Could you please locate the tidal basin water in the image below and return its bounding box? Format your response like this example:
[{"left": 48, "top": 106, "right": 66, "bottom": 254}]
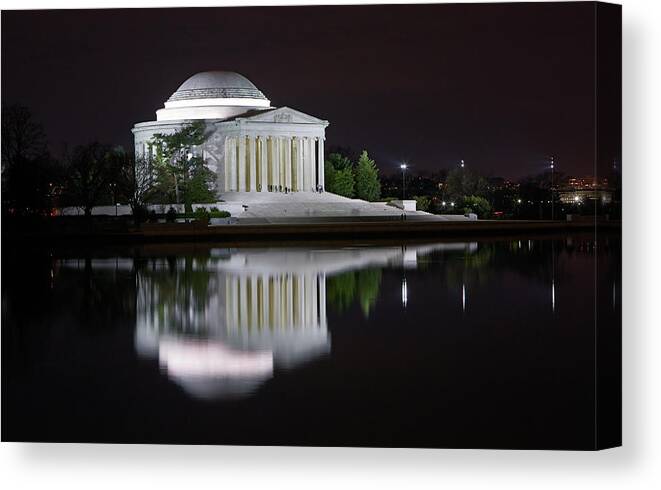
[{"left": 2, "top": 234, "right": 620, "bottom": 448}]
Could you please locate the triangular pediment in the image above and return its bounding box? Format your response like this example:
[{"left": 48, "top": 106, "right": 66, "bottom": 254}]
[{"left": 240, "top": 106, "right": 327, "bottom": 125}]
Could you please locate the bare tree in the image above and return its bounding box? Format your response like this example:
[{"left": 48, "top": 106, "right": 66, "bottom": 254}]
[
  {"left": 1, "top": 104, "right": 48, "bottom": 171},
  {"left": 62, "top": 143, "right": 116, "bottom": 217}
]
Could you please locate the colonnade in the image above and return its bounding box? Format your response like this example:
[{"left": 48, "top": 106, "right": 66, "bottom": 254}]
[
  {"left": 224, "top": 135, "right": 325, "bottom": 192},
  {"left": 225, "top": 273, "right": 327, "bottom": 331}
]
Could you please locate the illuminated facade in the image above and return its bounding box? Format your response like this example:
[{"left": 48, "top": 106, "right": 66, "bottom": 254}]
[{"left": 132, "top": 71, "right": 328, "bottom": 195}]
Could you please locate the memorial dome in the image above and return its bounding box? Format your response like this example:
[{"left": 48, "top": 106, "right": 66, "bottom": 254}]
[
  {"left": 156, "top": 70, "right": 271, "bottom": 121},
  {"left": 168, "top": 71, "right": 268, "bottom": 103}
]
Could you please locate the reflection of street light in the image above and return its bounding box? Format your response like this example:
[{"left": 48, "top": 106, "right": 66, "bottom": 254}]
[{"left": 400, "top": 163, "right": 408, "bottom": 200}]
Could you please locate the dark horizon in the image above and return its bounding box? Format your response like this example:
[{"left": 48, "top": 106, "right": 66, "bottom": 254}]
[{"left": 1, "top": 2, "right": 620, "bottom": 179}]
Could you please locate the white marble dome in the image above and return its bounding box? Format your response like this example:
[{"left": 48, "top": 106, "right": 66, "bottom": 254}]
[{"left": 156, "top": 70, "right": 271, "bottom": 121}]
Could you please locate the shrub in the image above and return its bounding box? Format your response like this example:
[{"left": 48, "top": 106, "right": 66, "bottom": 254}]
[
  {"left": 413, "top": 195, "right": 431, "bottom": 212},
  {"left": 194, "top": 207, "right": 210, "bottom": 221},
  {"left": 165, "top": 207, "right": 177, "bottom": 223},
  {"left": 462, "top": 195, "right": 492, "bottom": 219}
]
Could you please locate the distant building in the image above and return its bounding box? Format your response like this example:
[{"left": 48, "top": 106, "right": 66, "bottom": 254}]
[{"left": 558, "top": 176, "right": 613, "bottom": 204}]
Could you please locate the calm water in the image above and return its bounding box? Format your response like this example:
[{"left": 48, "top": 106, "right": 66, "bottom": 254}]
[{"left": 2, "top": 234, "right": 620, "bottom": 448}]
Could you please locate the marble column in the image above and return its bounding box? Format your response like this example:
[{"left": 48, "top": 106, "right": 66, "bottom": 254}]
[
  {"left": 308, "top": 137, "right": 316, "bottom": 189},
  {"left": 301, "top": 138, "right": 310, "bottom": 191},
  {"left": 296, "top": 138, "right": 304, "bottom": 192},
  {"left": 273, "top": 137, "right": 280, "bottom": 191},
  {"left": 260, "top": 137, "right": 268, "bottom": 192},
  {"left": 228, "top": 137, "right": 237, "bottom": 191},
  {"left": 317, "top": 137, "right": 325, "bottom": 190},
  {"left": 224, "top": 137, "right": 231, "bottom": 192},
  {"left": 249, "top": 136, "right": 257, "bottom": 192},
  {"left": 284, "top": 137, "right": 292, "bottom": 190},
  {"left": 238, "top": 136, "right": 247, "bottom": 191}
]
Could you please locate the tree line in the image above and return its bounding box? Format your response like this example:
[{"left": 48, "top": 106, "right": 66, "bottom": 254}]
[
  {"left": 2, "top": 105, "right": 216, "bottom": 219},
  {"left": 324, "top": 150, "right": 382, "bottom": 201}
]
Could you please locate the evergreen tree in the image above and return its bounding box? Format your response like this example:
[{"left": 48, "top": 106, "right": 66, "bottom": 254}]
[
  {"left": 333, "top": 167, "right": 355, "bottom": 198},
  {"left": 354, "top": 150, "right": 381, "bottom": 201},
  {"left": 325, "top": 152, "right": 355, "bottom": 197}
]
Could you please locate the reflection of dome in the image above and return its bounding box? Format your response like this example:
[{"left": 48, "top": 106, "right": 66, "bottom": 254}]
[
  {"left": 157, "top": 71, "right": 271, "bottom": 121},
  {"left": 168, "top": 71, "right": 268, "bottom": 103},
  {"left": 159, "top": 338, "right": 273, "bottom": 400}
]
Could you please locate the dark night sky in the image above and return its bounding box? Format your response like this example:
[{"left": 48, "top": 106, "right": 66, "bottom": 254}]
[{"left": 1, "top": 2, "right": 620, "bottom": 178}]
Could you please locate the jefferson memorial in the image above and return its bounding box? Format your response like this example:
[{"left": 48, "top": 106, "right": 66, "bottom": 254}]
[
  {"left": 129, "top": 71, "right": 461, "bottom": 221},
  {"left": 132, "top": 70, "right": 328, "bottom": 194}
]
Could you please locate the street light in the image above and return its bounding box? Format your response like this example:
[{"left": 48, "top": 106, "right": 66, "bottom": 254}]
[
  {"left": 400, "top": 163, "right": 408, "bottom": 200},
  {"left": 460, "top": 159, "right": 465, "bottom": 168},
  {"left": 550, "top": 156, "right": 555, "bottom": 220}
]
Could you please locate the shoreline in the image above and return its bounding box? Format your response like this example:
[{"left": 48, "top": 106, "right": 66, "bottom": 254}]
[{"left": 3, "top": 219, "right": 620, "bottom": 246}]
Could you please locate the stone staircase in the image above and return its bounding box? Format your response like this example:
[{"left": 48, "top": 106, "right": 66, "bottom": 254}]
[{"left": 215, "top": 192, "right": 470, "bottom": 223}]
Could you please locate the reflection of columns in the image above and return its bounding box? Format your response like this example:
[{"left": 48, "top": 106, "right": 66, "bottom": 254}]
[
  {"left": 286, "top": 274, "right": 294, "bottom": 327},
  {"left": 239, "top": 276, "right": 248, "bottom": 329},
  {"left": 249, "top": 136, "right": 257, "bottom": 192},
  {"left": 222, "top": 271, "right": 329, "bottom": 330},
  {"left": 238, "top": 136, "right": 247, "bottom": 191},
  {"left": 231, "top": 276, "right": 239, "bottom": 328},
  {"left": 319, "top": 273, "right": 327, "bottom": 328},
  {"left": 260, "top": 275, "right": 268, "bottom": 327},
  {"left": 260, "top": 137, "right": 268, "bottom": 192},
  {"left": 317, "top": 137, "right": 325, "bottom": 190},
  {"left": 250, "top": 277, "right": 258, "bottom": 330},
  {"left": 312, "top": 273, "right": 319, "bottom": 326},
  {"left": 273, "top": 275, "right": 281, "bottom": 328}
]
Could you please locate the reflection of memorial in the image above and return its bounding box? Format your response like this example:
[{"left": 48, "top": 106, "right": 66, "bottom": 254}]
[
  {"left": 134, "top": 259, "right": 330, "bottom": 400},
  {"left": 61, "top": 243, "right": 478, "bottom": 400}
]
